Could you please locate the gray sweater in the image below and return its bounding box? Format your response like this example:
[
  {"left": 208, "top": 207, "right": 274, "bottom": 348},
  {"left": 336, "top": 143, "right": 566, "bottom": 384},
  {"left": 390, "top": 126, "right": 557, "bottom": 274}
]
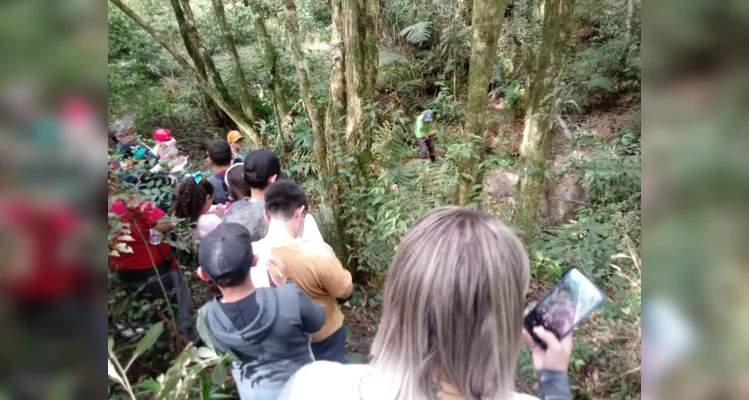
[
  {"left": 223, "top": 199, "right": 269, "bottom": 241},
  {"left": 198, "top": 283, "right": 325, "bottom": 400}
]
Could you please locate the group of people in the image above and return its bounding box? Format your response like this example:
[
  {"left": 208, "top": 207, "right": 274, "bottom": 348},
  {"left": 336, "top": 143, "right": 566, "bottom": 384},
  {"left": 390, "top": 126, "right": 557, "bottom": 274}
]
[{"left": 108, "top": 120, "right": 576, "bottom": 400}]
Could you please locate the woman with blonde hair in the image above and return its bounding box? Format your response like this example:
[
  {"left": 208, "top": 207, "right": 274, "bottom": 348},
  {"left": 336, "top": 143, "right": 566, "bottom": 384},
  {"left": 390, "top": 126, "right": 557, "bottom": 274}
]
[{"left": 279, "top": 206, "right": 573, "bottom": 400}]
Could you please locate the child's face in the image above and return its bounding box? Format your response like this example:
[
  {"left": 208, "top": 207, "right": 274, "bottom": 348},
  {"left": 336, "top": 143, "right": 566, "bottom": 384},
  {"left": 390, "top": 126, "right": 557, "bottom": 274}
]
[{"left": 230, "top": 140, "right": 243, "bottom": 153}]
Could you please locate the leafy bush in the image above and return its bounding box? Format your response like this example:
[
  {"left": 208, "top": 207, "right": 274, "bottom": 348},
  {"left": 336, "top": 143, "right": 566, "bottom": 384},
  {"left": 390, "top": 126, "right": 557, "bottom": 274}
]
[
  {"left": 568, "top": 0, "right": 641, "bottom": 106},
  {"left": 531, "top": 138, "right": 641, "bottom": 287}
]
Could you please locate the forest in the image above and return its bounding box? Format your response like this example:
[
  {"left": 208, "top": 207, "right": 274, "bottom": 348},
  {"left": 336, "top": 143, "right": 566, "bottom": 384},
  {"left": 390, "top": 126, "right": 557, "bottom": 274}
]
[{"left": 107, "top": 0, "right": 641, "bottom": 398}]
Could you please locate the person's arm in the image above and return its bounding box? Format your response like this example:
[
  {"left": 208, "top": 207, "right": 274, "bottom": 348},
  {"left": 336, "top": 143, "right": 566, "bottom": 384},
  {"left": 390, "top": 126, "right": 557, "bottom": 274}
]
[
  {"left": 523, "top": 327, "right": 574, "bottom": 400},
  {"left": 537, "top": 370, "right": 572, "bottom": 400},
  {"left": 138, "top": 201, "right": 172, "bottom": 232},
  {"left": 318, "top": 255, "right": 353, "bottom": 300},
  {"left": 298, "top": 288, "right": 325, "bottom": 334},
  {"left": 195, "top": 214, "right": 222, "bottom": 238}
]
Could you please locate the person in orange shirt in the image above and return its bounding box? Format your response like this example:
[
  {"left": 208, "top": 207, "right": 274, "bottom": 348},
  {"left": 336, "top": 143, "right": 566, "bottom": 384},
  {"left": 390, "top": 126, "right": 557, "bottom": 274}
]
[{"left": 260, "top": 180, "right": 353, "bottom": 362}]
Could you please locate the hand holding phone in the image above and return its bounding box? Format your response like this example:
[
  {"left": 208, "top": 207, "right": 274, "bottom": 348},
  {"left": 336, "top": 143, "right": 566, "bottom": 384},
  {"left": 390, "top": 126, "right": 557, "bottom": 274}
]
[
  {"left": 524, "top": 268, "right": 605, "bottom": 350},
  {"left": 522, "top": 326, "right": 574, "bottom": 371}
]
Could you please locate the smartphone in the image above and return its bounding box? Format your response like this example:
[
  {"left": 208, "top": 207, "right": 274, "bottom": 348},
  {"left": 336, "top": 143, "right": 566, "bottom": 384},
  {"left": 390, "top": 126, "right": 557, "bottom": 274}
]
[{"left": 524, "top": 268, "right": 606, "bottom": 350}]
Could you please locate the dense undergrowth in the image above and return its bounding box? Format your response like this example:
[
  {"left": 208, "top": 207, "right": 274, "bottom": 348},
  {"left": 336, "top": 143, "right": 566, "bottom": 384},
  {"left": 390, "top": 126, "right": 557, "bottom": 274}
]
[{"left": 108, "top": 0, "right": 641, "bottom": 398}]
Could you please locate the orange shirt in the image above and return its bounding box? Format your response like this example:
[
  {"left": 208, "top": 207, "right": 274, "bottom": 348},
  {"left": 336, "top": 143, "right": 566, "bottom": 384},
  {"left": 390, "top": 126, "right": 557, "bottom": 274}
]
[{"left": 271, "top": 243, "right": 353, "bottom": 342}]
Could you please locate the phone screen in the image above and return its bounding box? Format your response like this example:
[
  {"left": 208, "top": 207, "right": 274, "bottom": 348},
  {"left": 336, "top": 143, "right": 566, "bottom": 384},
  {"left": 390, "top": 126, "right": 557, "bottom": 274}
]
[{"left": 524, "top": 268, "right": 606, "bottom": 349}]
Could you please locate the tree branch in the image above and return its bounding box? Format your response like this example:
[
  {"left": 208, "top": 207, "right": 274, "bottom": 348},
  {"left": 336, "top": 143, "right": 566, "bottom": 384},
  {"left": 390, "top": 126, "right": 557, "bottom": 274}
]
[{"left": 109, "top": 0, "right": 261, "bottom": 145}]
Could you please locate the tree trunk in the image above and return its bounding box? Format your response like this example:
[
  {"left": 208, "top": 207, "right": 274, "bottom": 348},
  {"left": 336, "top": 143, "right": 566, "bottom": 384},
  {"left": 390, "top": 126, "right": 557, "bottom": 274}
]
[
  {"left": 515, "top": 0, "right": 576, "bottom": 246},
  {"left": 342, "top": 0, "right": 378, "bottom": 164},
  {"left": 180, "top": 0, "right": 234, "bottom": 119},
  {"left": 210, "top": 0, "right": 258, "bottom": 123},
  {"left": 246, "top": 0, "right": 291, "bottom": 155},
  {"left": 624, "top": 0, "right": 634, "bottom": 46},
  {"left": 169, "top": 0, "right": 224, "bottom": 124},
  {"left": 456, "top": 0, "right": 508, "bottom": 205},
  {"left": 281, "top": 0, "right": 326, "bottom": 173},
  {"left": 318, "top": 0, "right": 348, "bottom": 263},
  {"left": 110, "top": 0, "right": 261, "bottom": 145}
]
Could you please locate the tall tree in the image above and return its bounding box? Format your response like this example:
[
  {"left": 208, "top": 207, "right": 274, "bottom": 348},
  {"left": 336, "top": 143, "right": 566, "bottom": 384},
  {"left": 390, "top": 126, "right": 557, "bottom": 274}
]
[
  {"left": 515, "top": 0, "right": 576, "bottom": 245},
  {"left": 342, "top": 0, "right": 379, "bottom": 170},
  {"left": 281, "top": 0, "right": 326, "bottom": 173},
  {"left": 321, "top": 0, "right": 347, "bottom": 259},
  {"left": 168, "top": 0, "right": 223, "bottom": 123},
  {"left": 245, "top": 0, "right": 291, "bottom": 153},
  {"left": 210, "top": 0, "right": 257, "bottom": 123},
  {"left": 337, "top": 0, "right": 380, "bottom": 275},
  {"left": 110, "top": 0, "right": 261, "bottom": 145},
  {"left": 457, "top": 0, "right": 508, "bottom": 205},
  {"left": 180, "top": 0, "right": 233, "bottom": 115}
]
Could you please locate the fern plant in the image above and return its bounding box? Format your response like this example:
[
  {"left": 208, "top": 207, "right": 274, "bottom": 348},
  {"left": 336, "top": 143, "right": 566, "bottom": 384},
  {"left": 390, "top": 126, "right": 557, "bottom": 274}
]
[{"left": 399, "top": 21, "right": 431, "bottom": 45}]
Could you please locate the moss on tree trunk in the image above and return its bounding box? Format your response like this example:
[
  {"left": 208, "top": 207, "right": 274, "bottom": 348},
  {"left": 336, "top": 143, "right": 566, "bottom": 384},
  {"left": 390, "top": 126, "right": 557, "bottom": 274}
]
[
  {"left": 457, "top": 0, "right": 508, "bottom": 205},
  {"left": 515, "top": 0, "right": 575, "bottom": 246},
  {"left": 169, "top": 0, "right": 222, "bottom": 123},
  {"left": 210, "top": 0, "right": 258, "bottom": 124},
  {"left": 323, "top": 0, "right": 348, "bottom": 260},
  {"left": 282, "top": 0, "right": 326, "bottom": 172},
  {"left": 247, "top": 0, "right": 291, "bottom": 155},
  {"left": 180, "top": 0, "right": 234, "bottom": 124}
]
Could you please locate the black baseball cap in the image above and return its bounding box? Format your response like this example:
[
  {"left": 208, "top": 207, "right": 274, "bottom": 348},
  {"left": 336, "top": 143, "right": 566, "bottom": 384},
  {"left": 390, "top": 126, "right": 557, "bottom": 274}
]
[
  {"left": 198, "top": 223, "right": 254, "bottom": 281},
  {"left": 244, "top": 149, "right": 282, "bottom": 188}
]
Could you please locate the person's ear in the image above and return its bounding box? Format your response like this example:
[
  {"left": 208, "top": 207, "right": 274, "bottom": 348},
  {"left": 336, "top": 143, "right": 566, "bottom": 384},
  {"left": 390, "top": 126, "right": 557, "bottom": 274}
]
[
  {"left": 197, "top": 266, "right": 211, "bottom": 282},
  {"left": 207, "top": 156, "right": 214, "bottom": 166},
  {"left": 252, "top": 254, "right": 259, "bottom": 267},
  {"left": 268, "top": 174, "right": 277, "bottom": 185},
  {"left": 295, "top": 205, "right": 306, "bottom": 220},
  {"left": 263, "top": 209, "right": 270, "bottom": 222}
]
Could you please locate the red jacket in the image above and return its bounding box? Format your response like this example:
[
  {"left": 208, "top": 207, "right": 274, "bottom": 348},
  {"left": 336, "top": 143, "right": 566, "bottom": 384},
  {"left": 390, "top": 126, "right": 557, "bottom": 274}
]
[
  {"left": 0, "top": 200, "right": 86, "bottom": 302},
  {"left": 108, "top": 198, "right": 177, "bottom": 272}
]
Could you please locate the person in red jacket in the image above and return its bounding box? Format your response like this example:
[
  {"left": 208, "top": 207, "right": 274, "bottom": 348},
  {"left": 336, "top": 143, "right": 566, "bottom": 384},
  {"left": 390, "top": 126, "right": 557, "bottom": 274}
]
[
  {"left": 0, "top": 199, "right": 86, "bottom": 302},
  {"left": 108, "top": 179, "right": 195, "bottom": 340}
]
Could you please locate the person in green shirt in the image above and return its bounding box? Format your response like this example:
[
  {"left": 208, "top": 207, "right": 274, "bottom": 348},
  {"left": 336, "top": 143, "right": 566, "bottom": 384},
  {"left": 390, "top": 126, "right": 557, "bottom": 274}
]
[{"left": 414, "top": 110, "right": 437, "bottom": 163}]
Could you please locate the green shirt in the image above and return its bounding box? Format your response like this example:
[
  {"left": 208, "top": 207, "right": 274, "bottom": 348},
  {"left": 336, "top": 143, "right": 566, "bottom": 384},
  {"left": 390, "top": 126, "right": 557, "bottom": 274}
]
[{"left": 413, "top": 116, "right": 435, "bottom": 139}]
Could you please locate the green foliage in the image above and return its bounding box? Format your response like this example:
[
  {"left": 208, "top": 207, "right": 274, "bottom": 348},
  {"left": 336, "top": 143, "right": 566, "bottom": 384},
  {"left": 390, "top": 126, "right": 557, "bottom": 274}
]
[
  {"left": 108, "top": 3, "right": 178, "bottom": 79},
  {"left": 421, "top": 89, "right": 464, "bottom": 122},
  {"left": 399, "top": 21, "right": 431, "bottom": 45},
  {"left": 377, "top": 58, "right": 426, "bottom": 95},
  {"left": 190, "top": 0, "right": 258, "bottom": 51},
  {"left": 531, "top": 136, "right": 641, "bottom": 287},
  {"left": 567, "top": 0, "right": 641, "bottom": 106},
  {"left": 379, "top": 51, "right": 408, "bottom": 67},
  {"left": 296, "top": 0, "right": 332, "bottom": 40}
]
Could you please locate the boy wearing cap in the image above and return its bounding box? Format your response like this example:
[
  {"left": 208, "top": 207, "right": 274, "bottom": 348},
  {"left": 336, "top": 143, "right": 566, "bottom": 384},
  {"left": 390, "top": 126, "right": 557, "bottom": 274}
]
[
  {"left": 226, "top": 130, "right": 245, "bottom": 161},
  {"left": 414, "top": 110, "right": 438, "bottom": 163},
  {"left": 223, "top": 149, "right": 280, "bottom": 240},
  {"left": 196, "top": 222, "right": 325, "bottom": 400},
  {"left": 256, "top": 179, "right": 353, "bottom": 362}
]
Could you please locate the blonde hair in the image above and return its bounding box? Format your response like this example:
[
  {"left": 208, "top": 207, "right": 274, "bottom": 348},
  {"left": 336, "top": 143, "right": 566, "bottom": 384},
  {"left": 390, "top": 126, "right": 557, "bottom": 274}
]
[{"left": 370, "top": 206, "right": 530, "bottom": 400}]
